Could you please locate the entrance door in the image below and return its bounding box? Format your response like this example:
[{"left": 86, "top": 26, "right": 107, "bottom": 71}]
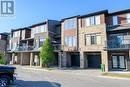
[{"left": 112, "top": 55, "right": 126, "bottom": 69}]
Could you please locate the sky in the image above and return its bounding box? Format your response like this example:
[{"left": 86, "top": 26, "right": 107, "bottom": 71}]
[{"left": 0, "top": 0, "right": 130, "bottom": 33}]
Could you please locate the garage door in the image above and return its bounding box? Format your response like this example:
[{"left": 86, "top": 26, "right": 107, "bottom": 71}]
[
  {"left": 87, "top": 55, "right": 101, "bottom": 68},
  {"left": 71, "top": 54, "right": 80, "bottom": 67}
]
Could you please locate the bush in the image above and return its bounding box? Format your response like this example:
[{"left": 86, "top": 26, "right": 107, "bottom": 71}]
[{"left": 0, "top": 52, "right": 6, "bottom": 65}]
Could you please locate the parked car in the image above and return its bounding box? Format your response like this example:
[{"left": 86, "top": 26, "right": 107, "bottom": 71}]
[{"left": 0, "top": 65, "right": 16, "bottom": 87}]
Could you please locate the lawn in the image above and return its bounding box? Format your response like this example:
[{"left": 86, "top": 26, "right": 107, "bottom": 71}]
[{"left": 102, "top": 73, "right": 130, "bottom": 78}]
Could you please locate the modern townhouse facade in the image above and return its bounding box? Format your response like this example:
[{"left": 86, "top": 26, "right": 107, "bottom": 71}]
[
  {"left": 60, "top": 16, "right": 80, "bottom": 68},
  {"left": 8, "top": 20, "right": 61, "bottom": 67},
  {"left": 78, "top": 10, "right": 108, "bottom": 71},
  {"left": 5, "top": 9, "right": 130, "bottom": 72},
  {"left": 105, "top": 9, "right": 130, "bottom": 71},
  {"left": 61, "top": 9, "right": 130, "bottom": 72}
]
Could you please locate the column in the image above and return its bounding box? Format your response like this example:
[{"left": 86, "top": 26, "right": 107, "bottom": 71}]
[
  {"left": 101, "top": 51, "right": 108, "bottom": 72},
  {"left": 20, "top": 53, "right": 23, "bottom": 65},
  {"left": 58, "top": 52, "right": 62, "bottom": 68},
  {"left": 62, "top": 52, "right": 67, "bottom": 67},
  {"left": 11, "top": 53, "right": 15, "bottom": 64},
  {"left": 30, "top": 53, "right": 33, "bottom": 67},
  {"left": 80, "top": 51, "right": 86, "bottom": 69},
  {"left": 127, "top": 51, "right": 130, "bottom": 70}
]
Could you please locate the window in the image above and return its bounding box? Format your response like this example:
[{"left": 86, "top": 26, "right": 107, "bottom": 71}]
[
  {"left": 97, "top": 35, "right": 101, "bottom": 44},
  {"left": 85, "top": 15, "right": 100, "bottom": 26},
  {"left": 31, "top": 28, "right": 36, "bottom": 38},
  {"left": 85, "top": 34, "right": 101, "bottom": 45},
  {"left": 95, "top": 15, "right": 100, "bottom": 25},
  {"left": 112, "top": 16, "right": 118, "bottom": 25},
  {"left": 86, "top": 18, "right": 90, "bottom": 26},
  {"left": 56, "top": 26, "right": 61, "bottom": 34},
  {"left": 85, "top": 35, "right": 91, "bottom": 45},
  {"left": 90, "top": 16, "right": 95, "bottom": 26},
  {"left": 91, "top": 35, "right": 96, "bottom": 45},
  {"left": 35, "top": 39, "right": 39, "bottom": 49},
  {"left": 39, "top": 37, "right": 45, "bottom": 47},
  {"left": 40, "top": 25, "right": 47, "bottom": 32},
  {"left": 64, "top": 36, "right": 76, "bottom": 47},
  {"left": 22, "top": 30, "right": 25, "bottom": 40},
  {"left": 12, "top": 43, "right": 17, "bottom": 51},
  {"left": 64, "top": 18, "right": 76, "bottom": 29},
  {"left": 127, "top": 13, "right": 130, "bottom": 23},
  {"left": 13, "top": 31, "right": 20, "bottom": 37}
]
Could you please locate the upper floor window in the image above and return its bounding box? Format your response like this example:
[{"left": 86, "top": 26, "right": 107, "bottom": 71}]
[
  {"left": 64, "top": 36, "right": 76, "bottom": 47},
  {"left": 64, "top": 18, "right": 76, "bottom": 30},
  {"left": 13, "top": 31, "right": 20, "bottom": 38},
  {"left": 112, "top": 16, "right": 118, "bottom": 25},
  {"left": 40, "top": 25, "right": 47, "bottom": 32},
  {"left": 85, "top": 34, "right": 101, "bottom": 45},
  {"left": 127, "top": 13, "right": 130, "bottom": 23},
  {"left": 21, "top": 30, "right": 25, "bottom": 40},
  {"left": 85, "top": 15, "right": 100, "bottom": 27},
  {"left": 55, "top": 26, "right": 61, "bottom": 34},
  {"left": 39, "top": 37, "right": 46, "bottom": 47}
]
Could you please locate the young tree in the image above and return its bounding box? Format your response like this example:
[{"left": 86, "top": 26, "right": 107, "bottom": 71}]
[
  {"left": 0, "top": 52, "right": 6, "bottom": 65},
  {"left": 40, "top": 37, "right": 55, "bottom": 67}
]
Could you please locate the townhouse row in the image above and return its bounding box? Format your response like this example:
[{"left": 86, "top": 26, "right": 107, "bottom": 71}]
[{"left": 3, "top": 9, "right": 130, "bottom": 72}]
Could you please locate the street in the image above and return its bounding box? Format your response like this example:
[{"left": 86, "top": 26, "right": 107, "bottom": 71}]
[{"left": 10, "top": 66, "right": 130, "bottom": 87}]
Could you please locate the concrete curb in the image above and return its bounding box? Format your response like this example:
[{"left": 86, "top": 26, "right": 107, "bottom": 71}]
[{"left": 99, "top": 76, "right": 130, "bottom": 80}]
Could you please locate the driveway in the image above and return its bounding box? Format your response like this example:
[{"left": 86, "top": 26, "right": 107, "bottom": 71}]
[{"left": 10, "top": 66, "right": 130, "bottom": 87}]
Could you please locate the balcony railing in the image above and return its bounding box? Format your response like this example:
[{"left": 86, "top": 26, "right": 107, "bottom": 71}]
[
  {"left": 53, "top": 44, "right": 61, "bottom": 51},
  {"left": 104, "top": 40, "right": 130, "bottom": 50},
  {"left": 12, "top": 46, "right": 34, "bottom": 51}
]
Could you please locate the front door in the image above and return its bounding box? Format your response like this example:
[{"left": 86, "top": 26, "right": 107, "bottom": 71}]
[{"left": 112, "top": 55, "right": 126, "bottom": 69}]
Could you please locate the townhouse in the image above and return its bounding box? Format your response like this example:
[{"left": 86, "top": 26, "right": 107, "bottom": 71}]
[
  {"left": 8, "top": 20, "right": 61, "bottom": 67},
  {"left": 4, "top": 9, "right": 130, "bottom": 72},
  {"left": 61, "top": 9, "right": 130, "bottom": 71},
  {"left": 105, "top": 9, "right": 130, "bottom": 71}
]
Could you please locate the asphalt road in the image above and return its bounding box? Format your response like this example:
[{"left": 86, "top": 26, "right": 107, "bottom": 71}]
[{"left": 10, "top": 66, "right": 130, "bottom": 87}]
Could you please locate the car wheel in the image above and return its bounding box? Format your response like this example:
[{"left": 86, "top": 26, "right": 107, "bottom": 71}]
[{"left": 0, "top": 78, "right": 8, "bottom": 87}]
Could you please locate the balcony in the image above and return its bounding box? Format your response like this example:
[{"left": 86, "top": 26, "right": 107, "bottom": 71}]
[
  {"left": 107, "top": 23, "right": 130, "bottom": 31},
  {"left": 11, "top": 46, "right": 34, "bottom": 52},
  {"left": 53, "top": 44, "right": 61, "bottom": 51},
  {"left": 104, "top": 40, "right": 130, "bottom": 50}
]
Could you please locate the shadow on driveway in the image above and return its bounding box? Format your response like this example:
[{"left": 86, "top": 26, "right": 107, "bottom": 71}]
[{"left": 9, "top": 79, "right": 61, "bottom": 87}]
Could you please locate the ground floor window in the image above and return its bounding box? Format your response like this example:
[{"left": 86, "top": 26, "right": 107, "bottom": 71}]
[{"left": 112, "top": 55, "right": 126, "bottom": 69}]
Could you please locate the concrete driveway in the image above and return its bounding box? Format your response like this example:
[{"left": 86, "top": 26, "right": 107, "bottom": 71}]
[{"left": 10, "top": 66, "right": 130, "bottom": 87}]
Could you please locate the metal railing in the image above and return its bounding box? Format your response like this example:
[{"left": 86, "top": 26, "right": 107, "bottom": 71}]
[
  {"left": 105, "top": 40, "right": 130, "bottom": 50},
  {"left": 12, "top": 46, "right": 34, "bottom": 51}
]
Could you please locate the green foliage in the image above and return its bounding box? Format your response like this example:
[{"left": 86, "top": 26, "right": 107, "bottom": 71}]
[
  {"left": 0, "top": 52, "right": 6, "bottom": 65},
  {"left": 40, "top": 37, "right": 55, "bottom": 67}
]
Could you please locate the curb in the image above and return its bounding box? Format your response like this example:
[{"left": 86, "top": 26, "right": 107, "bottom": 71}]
[{"left": 99, "top": 76, "right": 130, "bottom": 80}]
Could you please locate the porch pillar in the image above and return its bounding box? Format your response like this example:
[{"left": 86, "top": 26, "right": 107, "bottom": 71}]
[
  {"left": 58, "top": 52, "right": 62, "bottom": 68},
  {"left": 20, "top": 53, "right": 23, "bottom": 65},
  {"left": 62, "top": 52, "right": 67, "bottom": 67},
  {"left": 11, "top": 53, "right": 15, "bottom": 64},
  {"left": 30, "top": 53, "right": 33, "bottom": 67},
  {"left": 127, "top": 51, "right": 130, "bottom": 70},
  {"left": 80, "top": 51, "right": 86, "bottom": 69},
  {"left": 101, "top": 51, "right": 108, "bottom": 72}
]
